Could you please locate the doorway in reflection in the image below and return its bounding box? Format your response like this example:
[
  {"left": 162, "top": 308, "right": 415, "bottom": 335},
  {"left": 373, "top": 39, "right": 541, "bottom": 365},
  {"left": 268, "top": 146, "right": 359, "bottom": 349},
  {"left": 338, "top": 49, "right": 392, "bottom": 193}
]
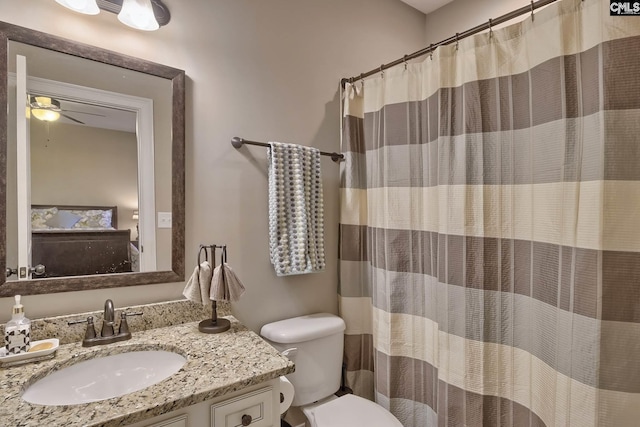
[{"left": 29, "top": 100, "right": 140, "bottom": 277}]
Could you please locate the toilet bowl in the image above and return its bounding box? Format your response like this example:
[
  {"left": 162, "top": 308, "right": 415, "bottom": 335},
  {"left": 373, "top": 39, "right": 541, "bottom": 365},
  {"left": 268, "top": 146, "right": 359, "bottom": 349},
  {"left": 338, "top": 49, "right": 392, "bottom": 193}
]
[{"left": 261, "top": 313, "right": 402, "bottom": 427}]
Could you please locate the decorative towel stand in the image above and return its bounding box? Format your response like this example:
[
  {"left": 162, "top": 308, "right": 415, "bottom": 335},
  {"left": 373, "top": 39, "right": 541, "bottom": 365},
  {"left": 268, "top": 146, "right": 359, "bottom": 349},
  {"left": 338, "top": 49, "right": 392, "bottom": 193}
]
[
  {"left": 231, "top": 136, "right": 344, "bottom": 163},
  {"left": 197, "top": 244, "right": 231, "bottom": 334}
]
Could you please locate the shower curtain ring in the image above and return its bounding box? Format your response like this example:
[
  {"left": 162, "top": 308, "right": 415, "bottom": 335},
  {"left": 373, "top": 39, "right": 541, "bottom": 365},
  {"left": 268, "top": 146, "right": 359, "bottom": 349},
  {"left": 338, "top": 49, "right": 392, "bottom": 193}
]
[
  {"left": 455, "top": 33, "right": 459, "bottom": 50},
  {"left": 403, "top": 54, "right": 408, "bottom": 70},
  {"left": 380, "top": 64, "right": 384, "bottom": 78},
  {"left": 488, "top": 18, "right": 493, "bottom": 38},
  {"left": 429, "top": 44, "right": 434, "bottom": 60}
]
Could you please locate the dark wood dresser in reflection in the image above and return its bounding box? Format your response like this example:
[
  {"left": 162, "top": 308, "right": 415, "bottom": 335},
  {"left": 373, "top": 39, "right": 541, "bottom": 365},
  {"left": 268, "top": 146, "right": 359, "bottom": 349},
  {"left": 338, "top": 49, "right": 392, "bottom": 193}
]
[
  {"left": 30, "top": 204, "right": 132, "bottom": 278},
  {"left": 32, "top": 229, "right": 132, "bottom": 277}
]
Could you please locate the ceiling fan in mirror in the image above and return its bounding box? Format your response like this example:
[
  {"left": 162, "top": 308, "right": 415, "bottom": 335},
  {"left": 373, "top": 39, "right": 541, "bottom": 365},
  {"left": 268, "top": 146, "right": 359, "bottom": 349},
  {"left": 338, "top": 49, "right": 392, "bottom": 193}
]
[{"left": 29, "top": 96, "right": 105, "bottom": 125}]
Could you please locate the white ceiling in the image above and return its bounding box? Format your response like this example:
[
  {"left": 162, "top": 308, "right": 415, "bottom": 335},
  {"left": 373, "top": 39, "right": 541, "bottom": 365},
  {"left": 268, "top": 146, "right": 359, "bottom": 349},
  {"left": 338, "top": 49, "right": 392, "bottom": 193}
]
[{"left": 399, "top": 0, "right": 454, "bottom": 14}]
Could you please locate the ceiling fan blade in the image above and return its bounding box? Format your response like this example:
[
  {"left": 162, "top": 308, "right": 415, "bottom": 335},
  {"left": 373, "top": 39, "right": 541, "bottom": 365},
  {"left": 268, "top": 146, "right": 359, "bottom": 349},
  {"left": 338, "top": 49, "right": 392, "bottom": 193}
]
[
  {"left": 61, "top": 113, "right": 85, "bottom": 124},
  {"left": 61, "top": 109, "right": 107, "bottom": 117}
]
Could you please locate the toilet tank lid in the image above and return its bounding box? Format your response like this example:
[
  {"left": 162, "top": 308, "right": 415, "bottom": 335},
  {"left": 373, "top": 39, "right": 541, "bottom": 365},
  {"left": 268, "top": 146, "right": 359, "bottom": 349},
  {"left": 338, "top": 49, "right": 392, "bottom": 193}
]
[{"left": 260, "top": 313, "right": 346, "bottom": 344}]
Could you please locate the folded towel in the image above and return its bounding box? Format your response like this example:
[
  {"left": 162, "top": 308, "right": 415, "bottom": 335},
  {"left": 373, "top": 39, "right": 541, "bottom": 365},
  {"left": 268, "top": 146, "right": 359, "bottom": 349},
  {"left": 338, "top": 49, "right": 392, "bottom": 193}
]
[
  {"left": 182, "top": 261, "right": 213, "bottom": 306},
  {"left": 211, "top": 263, "right": 246, "bottom": 302},
  {"left": 268, "top": 141, "right": 326, "bottom": 276}
]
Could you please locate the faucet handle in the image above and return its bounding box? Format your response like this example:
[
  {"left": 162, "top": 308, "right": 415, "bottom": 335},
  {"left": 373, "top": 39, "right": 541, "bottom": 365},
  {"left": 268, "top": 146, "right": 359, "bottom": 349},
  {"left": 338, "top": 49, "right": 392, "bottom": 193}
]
[
  {"left": 85, "top": 316, "right": 96, "bottom": 340},
  {"left": 67, "top": 316, "right": 96, "bottom": 340},
  {"left": 118, "top": 311, "right": 143, "bottom": 336},
  {"left": 118, "top": 312, "right": 130, "bottom": 336},
  {"left": 124, "top": 311, "right": 143, "bottom": 317}
]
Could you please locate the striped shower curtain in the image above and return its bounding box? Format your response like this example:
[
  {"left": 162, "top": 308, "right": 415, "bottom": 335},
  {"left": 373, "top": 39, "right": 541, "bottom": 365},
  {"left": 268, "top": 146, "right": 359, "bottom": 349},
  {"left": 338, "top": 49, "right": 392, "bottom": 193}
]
[{"left": 339, "top": 0, "right": 640, "bottom": 426}]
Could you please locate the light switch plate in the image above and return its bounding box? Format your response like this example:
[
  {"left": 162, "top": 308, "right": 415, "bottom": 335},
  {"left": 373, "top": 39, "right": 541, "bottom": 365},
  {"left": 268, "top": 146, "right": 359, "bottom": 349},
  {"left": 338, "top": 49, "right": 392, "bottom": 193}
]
[{"left": 157, "top": 212, "right": 172, "bottom": 228}]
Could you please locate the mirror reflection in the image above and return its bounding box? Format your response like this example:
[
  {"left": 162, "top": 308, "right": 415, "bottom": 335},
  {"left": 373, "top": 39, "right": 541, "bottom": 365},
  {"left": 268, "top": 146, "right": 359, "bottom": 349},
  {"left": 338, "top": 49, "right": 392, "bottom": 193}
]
[
  {"left": 0, "top": 22, "right": 185, "bottom": 296},
  {"left": 28, "top": 99, "right": 140, "bottom": 278}
]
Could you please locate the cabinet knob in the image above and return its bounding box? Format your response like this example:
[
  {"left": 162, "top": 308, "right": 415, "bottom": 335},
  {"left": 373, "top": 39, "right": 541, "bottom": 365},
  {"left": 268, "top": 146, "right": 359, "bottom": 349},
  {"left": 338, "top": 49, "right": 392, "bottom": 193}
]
[
  {"left": 30, "top": 264, "right": 46, "bottom": 276},
  {"left": 241, "top": 414, "right": 252, "bottom": 426}
]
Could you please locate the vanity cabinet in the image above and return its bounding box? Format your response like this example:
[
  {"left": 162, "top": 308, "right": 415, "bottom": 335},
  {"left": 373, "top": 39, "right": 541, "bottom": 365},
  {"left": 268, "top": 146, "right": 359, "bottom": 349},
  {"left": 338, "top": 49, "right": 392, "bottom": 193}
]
[{"left": 129, "top": 380, "right": 280, "bottom": 427}]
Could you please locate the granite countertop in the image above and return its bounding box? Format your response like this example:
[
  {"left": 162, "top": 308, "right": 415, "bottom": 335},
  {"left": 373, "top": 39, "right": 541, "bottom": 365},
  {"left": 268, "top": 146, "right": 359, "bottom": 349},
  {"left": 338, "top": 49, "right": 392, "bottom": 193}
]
[{"left": 0, "top": 314, "right": 294, "bottom": 427}]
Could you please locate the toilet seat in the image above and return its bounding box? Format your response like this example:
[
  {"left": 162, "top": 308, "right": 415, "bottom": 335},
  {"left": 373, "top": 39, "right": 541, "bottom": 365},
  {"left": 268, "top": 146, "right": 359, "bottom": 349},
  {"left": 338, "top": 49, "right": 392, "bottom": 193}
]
[{"left": 301, "top": 394, "right": 403, "bottom": 427}]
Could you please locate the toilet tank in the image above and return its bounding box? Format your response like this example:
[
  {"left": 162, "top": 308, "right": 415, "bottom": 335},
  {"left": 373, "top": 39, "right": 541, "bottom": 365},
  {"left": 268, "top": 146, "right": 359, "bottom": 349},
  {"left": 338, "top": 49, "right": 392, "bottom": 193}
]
[{"left": 260, "top": 313, "right": 345, "bottom": 407}]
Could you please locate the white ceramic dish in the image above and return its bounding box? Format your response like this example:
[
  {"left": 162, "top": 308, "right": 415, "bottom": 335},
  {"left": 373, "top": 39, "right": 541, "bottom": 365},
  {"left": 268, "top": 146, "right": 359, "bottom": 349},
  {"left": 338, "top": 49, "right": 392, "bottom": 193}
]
[{"left": 0, "top": 338, "right": 59, "bottom": 366}]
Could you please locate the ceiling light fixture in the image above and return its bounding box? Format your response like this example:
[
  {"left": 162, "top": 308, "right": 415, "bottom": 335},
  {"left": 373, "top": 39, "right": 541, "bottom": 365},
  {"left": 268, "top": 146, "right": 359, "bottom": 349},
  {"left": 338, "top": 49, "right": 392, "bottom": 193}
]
[
  {"left": 55, "top": 0, "right": 100, "bottom": 15},
  {"left": 118, "top": 0, "right": 159, "bottom": 31},
  {"left": 54, "top": 0, "right": 170, "bottom": 31},
  {"left": 30, "top": 97, "right": 62, "bottom": 122},
  {"left": 32, "top": 109, "right": 61, "bottom": 122}
]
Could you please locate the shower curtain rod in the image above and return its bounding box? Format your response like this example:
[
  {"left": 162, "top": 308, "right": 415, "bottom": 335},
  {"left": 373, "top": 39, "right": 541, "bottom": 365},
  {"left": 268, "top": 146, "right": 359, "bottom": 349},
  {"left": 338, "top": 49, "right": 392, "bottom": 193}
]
[
  {"left": 231, "top": 137, "right": 345, "bottom": 162},
  {"left": 341, "top": 0, "right": 560, "bottom": 87}
]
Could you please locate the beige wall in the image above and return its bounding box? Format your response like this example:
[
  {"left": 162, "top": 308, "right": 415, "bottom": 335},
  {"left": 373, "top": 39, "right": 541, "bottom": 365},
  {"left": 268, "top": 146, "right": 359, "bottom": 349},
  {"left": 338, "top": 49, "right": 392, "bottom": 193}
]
[
  {"left": 425, "top": 0, "right": 533, "bottom": 43},
  {"left": 0, "top": 0, "right": 426, "bottom": 331}
]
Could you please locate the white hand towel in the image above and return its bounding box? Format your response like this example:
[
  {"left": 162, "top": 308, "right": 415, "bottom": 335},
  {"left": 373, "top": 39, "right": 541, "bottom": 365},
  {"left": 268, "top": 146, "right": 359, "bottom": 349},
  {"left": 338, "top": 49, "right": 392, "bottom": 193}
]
[
  {"left": 182, "top": 261, "right": 213, "bottom": 306},
  {"left": 268, "top": 141, "right": 326, "bottom": 276},
  {"left": 210, "top": 263, "right": 246, "bottom": 302}
]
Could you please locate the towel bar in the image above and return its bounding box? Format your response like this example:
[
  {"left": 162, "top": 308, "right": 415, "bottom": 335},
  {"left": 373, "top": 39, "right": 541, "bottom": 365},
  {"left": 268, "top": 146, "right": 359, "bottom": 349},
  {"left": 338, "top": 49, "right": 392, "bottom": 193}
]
[{"left": 231, "top": 137, "right": 344, "bottom": 162}]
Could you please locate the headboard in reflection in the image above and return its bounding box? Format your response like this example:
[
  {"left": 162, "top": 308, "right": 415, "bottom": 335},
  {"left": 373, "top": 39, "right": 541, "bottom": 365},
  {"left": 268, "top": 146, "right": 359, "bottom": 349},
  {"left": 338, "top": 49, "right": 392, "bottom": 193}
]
[{"left": 0, "top": 21, "right": 185, "bottom": 296}]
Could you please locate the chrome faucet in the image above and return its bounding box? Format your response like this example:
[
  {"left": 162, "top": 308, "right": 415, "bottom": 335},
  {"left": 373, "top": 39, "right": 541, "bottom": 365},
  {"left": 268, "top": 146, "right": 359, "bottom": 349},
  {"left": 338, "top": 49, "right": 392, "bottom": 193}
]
[{"left": 68, "top": 299, "right": 143, "bottom": 347}]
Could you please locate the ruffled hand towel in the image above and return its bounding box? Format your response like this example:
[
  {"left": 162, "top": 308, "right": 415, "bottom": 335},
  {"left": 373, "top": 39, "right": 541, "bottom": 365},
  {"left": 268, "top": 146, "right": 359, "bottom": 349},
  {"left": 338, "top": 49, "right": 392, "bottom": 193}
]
[
  {"left": 268, "top": 141, "right": 325, "bottom": 276},
  {"left": 210, "top": 263, "right": 246, "bottom": 302},
  {"left": 182, "top": 261, "right": 213, "bottom": 305}
]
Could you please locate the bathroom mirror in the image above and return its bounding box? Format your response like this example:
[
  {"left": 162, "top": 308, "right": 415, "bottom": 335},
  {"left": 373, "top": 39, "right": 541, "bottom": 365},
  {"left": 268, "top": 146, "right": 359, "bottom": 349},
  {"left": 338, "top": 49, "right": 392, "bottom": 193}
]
[{"left": 0, "top": 21, "right": 185, "bottom": 296}]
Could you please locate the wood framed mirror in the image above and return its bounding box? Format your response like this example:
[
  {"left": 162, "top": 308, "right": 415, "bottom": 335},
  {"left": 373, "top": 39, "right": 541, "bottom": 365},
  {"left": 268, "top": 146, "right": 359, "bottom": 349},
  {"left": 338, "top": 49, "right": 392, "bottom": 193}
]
[{"left": 0, "top": 21, "right": 185, "bottom": 296}]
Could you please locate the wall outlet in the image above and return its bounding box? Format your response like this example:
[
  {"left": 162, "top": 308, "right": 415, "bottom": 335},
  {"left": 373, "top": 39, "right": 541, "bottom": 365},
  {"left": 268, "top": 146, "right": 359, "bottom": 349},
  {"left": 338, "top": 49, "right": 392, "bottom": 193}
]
[{"left": 157, "top": 212, "right": 172, "bottom": 228}]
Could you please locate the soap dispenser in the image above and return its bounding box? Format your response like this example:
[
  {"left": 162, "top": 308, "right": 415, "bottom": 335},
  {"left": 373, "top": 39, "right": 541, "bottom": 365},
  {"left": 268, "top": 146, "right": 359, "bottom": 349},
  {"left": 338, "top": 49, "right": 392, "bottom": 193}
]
[{"left": 4, "top": 295, "right": 31, "bottom": 354}]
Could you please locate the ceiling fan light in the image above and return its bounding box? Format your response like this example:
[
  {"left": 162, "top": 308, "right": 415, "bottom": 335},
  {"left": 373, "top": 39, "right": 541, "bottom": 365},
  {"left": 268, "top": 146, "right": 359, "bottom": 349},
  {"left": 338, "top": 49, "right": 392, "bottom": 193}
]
[
  {"left": 32, "top": 96, "right": 61, "bottom": 109},
  {"left": 55, "top": 0, "right": 100, "bottom": 15},
  {"left": 118, "top": 0, "right": 160, "bottom": 31},
  {"left": 32, "top": 109, "right": 61, "bottom": 122}
]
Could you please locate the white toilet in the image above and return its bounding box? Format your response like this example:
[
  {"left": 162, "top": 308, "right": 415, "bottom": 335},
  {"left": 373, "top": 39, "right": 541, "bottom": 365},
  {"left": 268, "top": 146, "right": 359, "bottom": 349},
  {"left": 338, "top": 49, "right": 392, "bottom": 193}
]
[{"left": 260, "top": 313, "right": 403, "bottom": 427}]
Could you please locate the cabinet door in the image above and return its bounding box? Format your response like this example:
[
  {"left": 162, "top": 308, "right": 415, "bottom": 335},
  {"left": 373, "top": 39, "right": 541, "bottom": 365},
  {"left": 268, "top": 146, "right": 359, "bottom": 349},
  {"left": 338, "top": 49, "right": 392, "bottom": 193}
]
[
  {"left": 211, "top": 387, "right": 274, "bottom": 427},
  {"left": 146, "top": 414, "right": 188, "bottom": 427}
]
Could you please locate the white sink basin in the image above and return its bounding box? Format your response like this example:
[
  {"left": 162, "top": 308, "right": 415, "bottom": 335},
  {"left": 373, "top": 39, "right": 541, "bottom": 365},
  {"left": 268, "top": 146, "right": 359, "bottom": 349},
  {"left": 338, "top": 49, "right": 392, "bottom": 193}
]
[{"left": 22, "top": 350, "right": 187, "bottom": 406}]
